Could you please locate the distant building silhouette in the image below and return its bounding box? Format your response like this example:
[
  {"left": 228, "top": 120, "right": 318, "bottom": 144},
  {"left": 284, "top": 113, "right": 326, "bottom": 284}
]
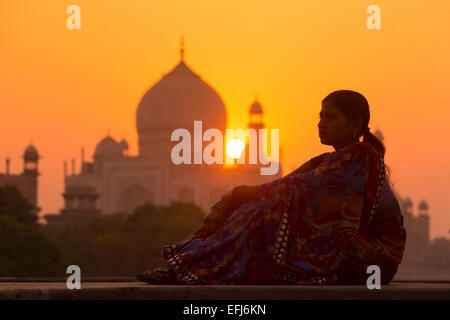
[
  {"left": 373, "top": 129, "right": 435, "bottom": 275},
  {"left": 45, "top": 41, "right": 281, "bottom": 223},
  {"left": 0, "top": 144, "right": 41, "bottom": 215},
  {"left": 395, "top": 196, "right": 431, "bottom": 273}
]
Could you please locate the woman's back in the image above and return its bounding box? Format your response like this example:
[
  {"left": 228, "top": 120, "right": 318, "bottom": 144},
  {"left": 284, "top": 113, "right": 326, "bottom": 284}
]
[
  {"left": 291, "top": 147, "right": 407, "bottom": 284},
  {"left": 335, "top": 181, "right": 407, "bottom": 284}
]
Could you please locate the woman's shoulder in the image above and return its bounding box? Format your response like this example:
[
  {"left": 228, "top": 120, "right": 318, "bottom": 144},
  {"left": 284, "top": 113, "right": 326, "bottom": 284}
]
[
  {"left": 343, "top": 141, "right": 379, "bottom": 158},
  {"left": 309, "top": 152, "right": 330, "bottom": 167},
  {"left": 323, "top": 142, "right": 379, "bottom": 167}
]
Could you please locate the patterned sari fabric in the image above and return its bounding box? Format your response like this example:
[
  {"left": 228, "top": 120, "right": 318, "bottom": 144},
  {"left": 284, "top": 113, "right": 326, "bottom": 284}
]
[
  {"left": 162, "top": 141, "right": 406, "bottom": 285},
  {"left": 334, "top": 183, "right": 406, "bottom": 285}
]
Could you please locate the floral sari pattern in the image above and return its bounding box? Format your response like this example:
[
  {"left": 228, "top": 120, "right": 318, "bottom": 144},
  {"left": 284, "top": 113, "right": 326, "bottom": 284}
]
[{"left": 162, "top": 141, "right": 405, "bottom": 285}]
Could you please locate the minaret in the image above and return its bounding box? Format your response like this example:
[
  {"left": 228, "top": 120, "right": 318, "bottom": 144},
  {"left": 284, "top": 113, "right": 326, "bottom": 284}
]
[
  {"left": 21, "top": 144, "right": 40, "bottom": 212},
  {"left": 71, "top": 158, "right": 76, "bottom": 175},
  {"left": 22, "top": 144, "right": 40, "bottom": 176},
  {"left": 248, "top": 94, "right": 264, "bottom": 130},
  {"left": 245, "top": 96, "right": 265, "bottom": 165},
  {"left": 418, "top": 200, "right": 430, "bottom": 244},
  {"left": 418, "top": 200, "right": 429, "bottom": 215}
]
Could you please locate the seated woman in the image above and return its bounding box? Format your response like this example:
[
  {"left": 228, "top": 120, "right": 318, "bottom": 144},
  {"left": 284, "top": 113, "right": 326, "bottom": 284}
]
[{"left": 136, "top": 90, "right": 407, "bottom": 285}]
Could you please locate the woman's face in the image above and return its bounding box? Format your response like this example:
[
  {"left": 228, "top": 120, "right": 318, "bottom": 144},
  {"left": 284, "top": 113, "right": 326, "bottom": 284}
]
[{"left": 318, "top": 102, "right": 362, "bottom": 150}]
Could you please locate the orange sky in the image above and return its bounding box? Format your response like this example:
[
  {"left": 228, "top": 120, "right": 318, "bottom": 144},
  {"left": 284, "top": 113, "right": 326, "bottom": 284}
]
[{"left": 1, "top": 0, "right": 449, "bottom": 239}]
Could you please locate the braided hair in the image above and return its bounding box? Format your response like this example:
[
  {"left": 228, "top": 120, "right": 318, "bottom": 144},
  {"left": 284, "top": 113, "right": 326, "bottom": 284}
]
[{"left": 322, "top": 90, "right": 390, "bottom": 227}]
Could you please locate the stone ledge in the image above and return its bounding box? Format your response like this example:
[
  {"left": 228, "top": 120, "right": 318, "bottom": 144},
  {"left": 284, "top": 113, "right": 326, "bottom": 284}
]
[{"left": 0, "top": 281, "right": 449, "bottom": 300}]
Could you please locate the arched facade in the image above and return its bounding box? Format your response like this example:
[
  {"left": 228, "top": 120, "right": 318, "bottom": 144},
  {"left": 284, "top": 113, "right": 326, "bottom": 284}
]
[{"left": 116, "top": 184, "right": 154, "bottom": 214}]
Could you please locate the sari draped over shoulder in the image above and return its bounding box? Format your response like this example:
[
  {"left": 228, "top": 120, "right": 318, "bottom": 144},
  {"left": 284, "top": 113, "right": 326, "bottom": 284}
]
[{"left": 162, "top": 141, "right": 406, "bottom": 285}]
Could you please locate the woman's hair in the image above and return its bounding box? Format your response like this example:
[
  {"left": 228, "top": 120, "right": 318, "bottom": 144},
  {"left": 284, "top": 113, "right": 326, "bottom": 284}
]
[{"left": 322, "top": 90, "right": 386, "bottom": 157}]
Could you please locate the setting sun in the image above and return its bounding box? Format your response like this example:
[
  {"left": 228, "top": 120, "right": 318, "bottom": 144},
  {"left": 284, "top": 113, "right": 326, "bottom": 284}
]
[{"left": 226, "top": 139, "right": 245, "bottom": 159}]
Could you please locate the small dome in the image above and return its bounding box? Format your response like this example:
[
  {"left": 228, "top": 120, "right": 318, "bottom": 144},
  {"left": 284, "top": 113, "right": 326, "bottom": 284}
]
[
  {"left": 94, "top": 136, "right": 123, "bottom": 159},
  {"left": 373, "top": 129, "right": 384, "bottom": 141},
  {"left": 23, "top": 144, "right": 39, "bottom": 161},
  {"left": 249, "top": 100, "right": 263, "bottom": 114},
  {"left": 403, "top": 197, "right": 413, "bottom": 208},
  {"left": 119, "top": 138, "right": 129, "bottom": 150},
  {"left": 418, "top": 200, "right": 429, "bottom": 211}
]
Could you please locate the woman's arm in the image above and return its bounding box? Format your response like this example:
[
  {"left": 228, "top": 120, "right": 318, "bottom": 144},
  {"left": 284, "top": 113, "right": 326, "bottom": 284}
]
[
  {"left": 224, "top": 154, "right": 328, "bottom": 206},
  {"left": 219, "top": 153, "right": 328, "bottom": 212},
  {"left": 286, "top": 153, "right": 328, "bottom": 177},
  {"left": 205, "top": 185, "right": 262, "bottom": 234},
  {"left": 241, "top": 185, "right": 262, "bottom": 200},
  {"left": 220, "top": 185, "right": 262, "bottom": 205}
]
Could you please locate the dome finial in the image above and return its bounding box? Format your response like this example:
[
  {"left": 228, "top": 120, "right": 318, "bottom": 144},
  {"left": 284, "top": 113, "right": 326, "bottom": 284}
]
[{"left": 180, "top": 35, "right": 185, "bottom": 61}]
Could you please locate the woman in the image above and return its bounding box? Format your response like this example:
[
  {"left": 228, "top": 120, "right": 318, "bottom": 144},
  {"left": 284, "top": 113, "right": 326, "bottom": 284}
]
[{"left": 136, "top": 90, "right": 406, "bottom": 285}]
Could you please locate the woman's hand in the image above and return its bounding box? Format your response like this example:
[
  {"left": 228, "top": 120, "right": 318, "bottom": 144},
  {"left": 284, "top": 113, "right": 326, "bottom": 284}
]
[{"left": 203, "top": 206, "right": 229, "bottom": 235}]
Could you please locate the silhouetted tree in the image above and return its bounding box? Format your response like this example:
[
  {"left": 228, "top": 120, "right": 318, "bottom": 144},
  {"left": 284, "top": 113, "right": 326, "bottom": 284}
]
[
  {"left": 43, "top": 201, "right": 205, "bottom": 277},
  {"left": 0, "top": 185, "right": 38, "bottom": 225},
  {"left": 0, "top": 215, "right": 65, "bottom": 277}
]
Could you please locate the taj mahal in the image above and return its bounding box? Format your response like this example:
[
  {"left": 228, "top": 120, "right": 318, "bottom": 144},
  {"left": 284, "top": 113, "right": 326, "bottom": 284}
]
[
  {"left": 0, "top": 40, "right": 436, "bottom": 274},
  {"left": 44, "top": 42, "right": 281, "bottom": 222}
]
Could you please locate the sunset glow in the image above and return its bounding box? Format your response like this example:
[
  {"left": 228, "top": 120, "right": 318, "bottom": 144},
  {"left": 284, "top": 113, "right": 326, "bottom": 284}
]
[
  {"left": 226, "top": 139, "right": 245, "bottom": 159},
  {"left": 0, "top": 0, "right": 449, "bottom": 239}
]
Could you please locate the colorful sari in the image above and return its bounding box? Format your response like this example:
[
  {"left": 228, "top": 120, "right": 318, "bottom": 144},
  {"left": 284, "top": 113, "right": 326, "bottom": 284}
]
[{"left": 162, "top": 141, "right": 406, "bottom": 285}]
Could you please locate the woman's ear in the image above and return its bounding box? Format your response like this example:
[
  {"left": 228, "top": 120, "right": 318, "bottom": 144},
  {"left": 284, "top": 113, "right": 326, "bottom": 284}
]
[{"left": 353, "top": 117, "right": 364, "bottom": 135}]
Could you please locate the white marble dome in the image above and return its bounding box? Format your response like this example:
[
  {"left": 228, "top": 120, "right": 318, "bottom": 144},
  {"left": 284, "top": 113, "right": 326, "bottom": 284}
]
[{"left": 136, "top": 60, "right": 227, "bottom": 135}]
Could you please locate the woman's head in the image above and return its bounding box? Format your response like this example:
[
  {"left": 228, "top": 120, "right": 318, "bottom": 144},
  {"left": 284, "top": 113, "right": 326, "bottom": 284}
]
[{"left": 318, "top": 90, "right": 386, "bottom": 156}]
